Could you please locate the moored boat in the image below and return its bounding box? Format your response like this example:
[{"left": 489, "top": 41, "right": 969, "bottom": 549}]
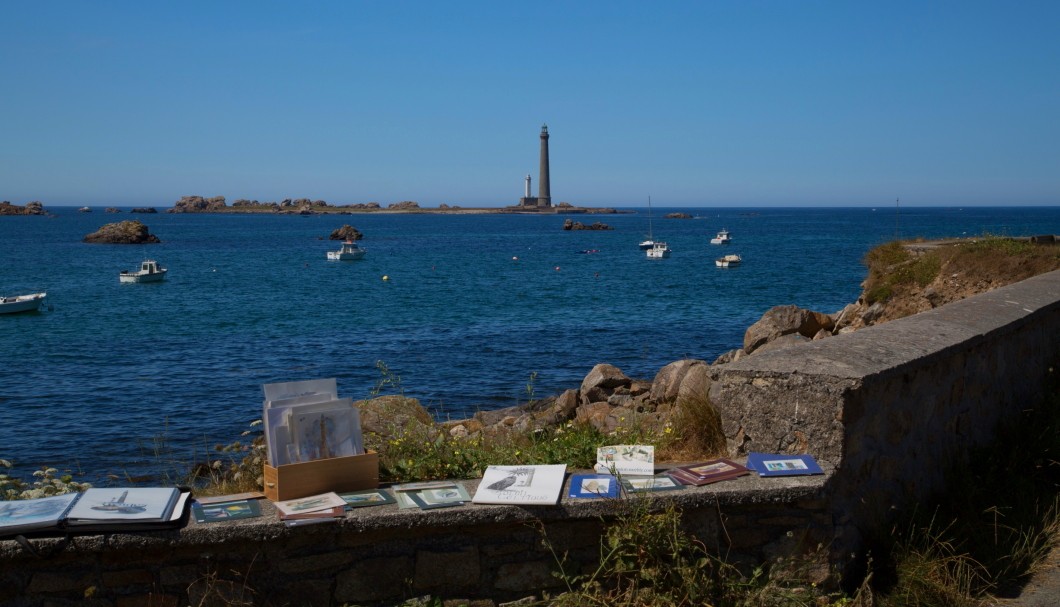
[
  {"left": 327, "top": 240, "right": 366, "bottom": 261},
  {"left": 119, "top": 260, "right": 167, "bottom": 283},
  {"left": 715, "top": 254, "right": 742, "bottom": 267},
  {"left": 646, "top": 241, "right": 671, "bottom": 259},
  {"left": 710, "top": 229, "right": 731, "bottom": 245},
  {"left": 0, "top": 292, "right": 47, "bottom": 314}
]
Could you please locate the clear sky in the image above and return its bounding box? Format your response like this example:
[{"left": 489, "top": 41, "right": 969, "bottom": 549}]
[{"left": 2, "top": 1, "right": 1058, "bottom": 208}]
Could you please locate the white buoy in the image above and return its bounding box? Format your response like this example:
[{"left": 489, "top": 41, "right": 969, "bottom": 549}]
[{"left": 382, "top": 275, "right": 389, "bottom": 281}]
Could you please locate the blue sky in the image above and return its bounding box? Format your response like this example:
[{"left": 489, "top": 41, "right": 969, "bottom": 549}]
[{"left": 2, "top": 1, "right": 1057, "bottom": 208}]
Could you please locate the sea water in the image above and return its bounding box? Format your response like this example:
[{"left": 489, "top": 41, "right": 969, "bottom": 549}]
[{"left": 1, "top": 206, "right": 1057, "bottom": 482}]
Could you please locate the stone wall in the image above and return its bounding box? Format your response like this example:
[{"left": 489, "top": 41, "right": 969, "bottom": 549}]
[
  {"left": 1, "top": 478, "right": 830, "bottom": 606},
  {"left": 3, "top": 269, "right": 1058, "bottom": 606}
]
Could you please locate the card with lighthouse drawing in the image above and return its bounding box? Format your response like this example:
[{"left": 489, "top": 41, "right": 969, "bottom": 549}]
[{"left": 471, "top": 464, "right": 567, "bottom": 505}]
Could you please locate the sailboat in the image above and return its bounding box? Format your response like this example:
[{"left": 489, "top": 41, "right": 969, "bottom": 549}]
[{"left": 643, "top": 197, "right": 670, "bottom": 259}]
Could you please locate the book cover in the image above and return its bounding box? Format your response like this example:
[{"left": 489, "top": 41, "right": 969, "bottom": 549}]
[
  {"left": 746, "top": 453, "right": 824, "bottom": 477},
  {"left": 65, "top": 488, "right": 182, "bottom": 524},
  {"left": 593, "top": 445, "right": 655, "bottom": 476},
  {"left": 192, "top": 498, "right": 262, "bottom": 523},
  {"left": 339, "top": 489, "right": 395, "bottom": 509},
  {"left": 621, "top": 475, "right": 684, "bottom": 492},
  {"left": 667, "top": 459, "right": 751, "bottom": 485},
  {"left": 272, "top": 491, "right": 347, "bottom": 516},
  {"left": 568, "top": 474, "right": 619, "bottom": 499},
  {"left": 471, "top": 464, "right": 567, "bottom": 505},
  {"left": 393, "top": 482, "right": 470, "bottom": 510},
  {"left": 0, "top": 492, "right": 80, "bottom": 537}
]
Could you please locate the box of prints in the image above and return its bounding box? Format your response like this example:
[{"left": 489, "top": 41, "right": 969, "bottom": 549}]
[{"left": 263, "top": 450, "right": 379, "bottom": 501}]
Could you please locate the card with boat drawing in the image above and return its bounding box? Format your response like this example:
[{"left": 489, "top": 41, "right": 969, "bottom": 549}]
[
  {"left": 593, "top": 445, "right": 655, "bottom": 476},
  {"left": 271, "top": 491, "right": 346, "bottom": 517},
  {"left": 192, "top": 498, "right": 262, "bottom": 523},
  {"left": 338, "top": 489, "right": 395, "bottom": 509},
  {"left": 392, "top": 482, "right": 470, "bottom": 510},
  {"left": 2, "top": 487, "right": 193, "bottom": 537}
]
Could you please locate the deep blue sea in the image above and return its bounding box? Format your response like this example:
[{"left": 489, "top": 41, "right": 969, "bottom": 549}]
[{"left": 2, "top": 206, "right": 1057, "bottom": 482}]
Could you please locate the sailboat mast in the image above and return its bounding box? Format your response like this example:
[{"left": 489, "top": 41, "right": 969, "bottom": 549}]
[{"left": 648, "top": 196, "right": 653, "bottom": 239}]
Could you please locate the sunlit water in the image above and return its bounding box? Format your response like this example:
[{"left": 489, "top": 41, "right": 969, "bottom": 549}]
[{"left": 1, "top": 205, "right": 1056, "bottom": 482}]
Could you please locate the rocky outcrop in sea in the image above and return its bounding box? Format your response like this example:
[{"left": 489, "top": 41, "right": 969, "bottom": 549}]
[
  {"left": 169, "top": 195, "right": 227, "bottom": 213},
  {"left": 105, "top": 207, "right": 121, "bottom": 213},
  {"left": 83, "top": 220, "right": 161, "bottom": 244},
  {"left": 0, "top": 201, "right": 45, "bottom": 216},
  {"left": 563, "top": 219, "right": 612, "bottom": 230},
  {"left": 130, "top": 207, "right": 158, "bottom": 214},
  {"left": 329, "top": 225, "right": 364, "bottom": 241}
]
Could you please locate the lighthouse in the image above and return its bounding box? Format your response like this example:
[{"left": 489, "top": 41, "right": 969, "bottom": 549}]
[{"left": 518, "top": 125, "right": 553, "bottom": 208}]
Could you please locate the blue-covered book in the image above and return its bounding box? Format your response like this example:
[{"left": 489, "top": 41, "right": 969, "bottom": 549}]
[
  {"left": 746, "top": 453, "right": 824, "bottom": 477},
  {"left": 568, "top": 474, "right": 620, "bottom": 499}
]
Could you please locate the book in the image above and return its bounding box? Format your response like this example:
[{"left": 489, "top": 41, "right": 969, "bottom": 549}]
[
  {"left": 0, "top": 487, "right": 192, "bottom": 538},
  {"left": 272, "top": 491, "right": 347, "bottom": 516},
  {"left": 568, "top": 474, "right": 619, "bottom": 499},
  {"left": 471, "top": 464, "right": 567, "bottom": 505},
  {"left": 593, "top": 445, "right": 655, "bottom": 476},
  {"left": 192, "top": 498, "right": 262, "bottom": 523},
  {"left": 621, "top": 475, "right": 685, "bottom": 493},
  {"left": 392, "top": 481, "right": 471, "bottom": 510},
  {"left": 338, "top": 489, "right": 395, "bottom": 509},
  {"left": 666, "top": 458, "right": 751, "bottom": 486},
  {"left": 745, "top": 453, "right": 824, "bottom": 477}
]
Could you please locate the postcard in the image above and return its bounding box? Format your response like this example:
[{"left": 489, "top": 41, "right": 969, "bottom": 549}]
[
  {"left": 746, "top": 453, "right": 824, "bottom": 477},
  {"left": 594, "top": 445, "right": 655, "bottom": 476},
  {"left": 568, "top": 474, "right": 619, "bottom": 499},
  {"left": 621, "top": 475, "right": 684, "bottom": 492},
  {"left": 0, "top": 493, "right": 79, "bottom": 535},
  {"left": 471, "top": 464, "right": 567, "bottom": 505},
  {"left": 392, "top": 482, "right": 471, "bottom": 510},
  {"left": 667, "top": 458, "right": 751, "bottom": 486},
  {"left": 272, "top": 491, "right": 347, "bottom": 516},
  {"left": 192, "top": 498, "right": 262, "bottom": 523},
  {"left": 339, "top": 489, "right": 395, "bottom": 509}
]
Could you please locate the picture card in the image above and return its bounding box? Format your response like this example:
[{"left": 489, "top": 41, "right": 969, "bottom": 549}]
[
  {"left": 746, "top": 453, "right": 824, "bottom": 477},
  {"left": 621, "top": 475, "right": 684, "bottom": 492},
  {"left": 339, "top": 489, "right": 395, "bottom": 509},
  {"left": 568, "top": 474, "right": 619, "bottom": 499},
  {"left": 192, "top": 499, "right": 262, "bottom": 523},
  {"left": 272, "top": 492, "right": 347, "bottom": 516},
  {"left": 667, "top": 458, "right": 750, "bottom": 486},
  {"left": 392, "top": 482, "right": 470, "bottom": 510},
  {"left": 472, "top": 464, "right": 567, "bottom": 505},
  {"left": 594, "top": 445, "right": 654, "bottom": 476}
]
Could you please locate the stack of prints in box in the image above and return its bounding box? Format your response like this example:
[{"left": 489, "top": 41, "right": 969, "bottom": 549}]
[{"left": 261, "top": 378, "right": 365, "bottom": 466}]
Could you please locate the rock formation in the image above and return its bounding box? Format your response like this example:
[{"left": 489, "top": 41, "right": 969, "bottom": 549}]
[
  {"left": 83, "top": 220, "right": 161, "bottom": 244},
  {"left": 388, "top": 201, "right": 420, "bottom": 210},
  {"left": 666, "top": 212, "right": 693, "bottom": 219},
  {"left": 168, "top": 195, "right": 227, "bottom": 213},
  {"left": 105, "top": 207, "right": 121, "bottom": 213},
  {"left": 742, "top": 305, "right": 835, "bottom": 355},
  {"left": 0, "top": 201, "right": 45, "bottom": 215},
  {"left": 329, "top": 225, "right": 364, "bottom": 241},
  {"left": 130, "top": 207, "right": 158, "bottom": 214},
  {"left": 562, "top": 219, "right": 613, "bottom": 231}
]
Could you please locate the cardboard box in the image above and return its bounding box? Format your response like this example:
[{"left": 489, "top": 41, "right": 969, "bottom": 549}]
[{"left": 263, "top": 450, "right": 379, "bottom": 502}]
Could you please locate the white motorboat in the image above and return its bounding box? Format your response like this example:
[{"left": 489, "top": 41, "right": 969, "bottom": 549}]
[
  {"left": 646, "top": 241, "right": 671, "bottom": 259},
  {"left": 710, "top": 229, "right": 732, "bottom": 245},
  {"left": 119, "top": 260, "right": 167, "bottom": 283},
  {"left": 327, "top": 240, "right": 366, "bottom": 261},
  {"left": 638, "top": 239, "right": 655, "bottom": 251},
  {"left": 0, "top": 292, "right": 46, "bottom": 314},
  {"left": 715, "top": 254, "right": 742, "bottom": 267}
]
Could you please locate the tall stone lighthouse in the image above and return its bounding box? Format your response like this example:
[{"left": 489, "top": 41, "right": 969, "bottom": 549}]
[{"left": 519, "top": 124, "right": 553, "bottom": 208}]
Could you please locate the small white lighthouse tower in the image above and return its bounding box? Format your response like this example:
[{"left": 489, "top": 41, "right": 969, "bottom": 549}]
[{"left": 524, "top": 174, "right": 532, "bottom": 198}]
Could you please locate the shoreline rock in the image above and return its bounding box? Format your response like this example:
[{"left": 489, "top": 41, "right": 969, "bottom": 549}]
[{"left": 0, "top": 201, "right": 45, "bottom": 216}]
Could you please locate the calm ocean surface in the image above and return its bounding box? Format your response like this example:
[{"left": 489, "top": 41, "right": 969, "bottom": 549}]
[{"left": 2, "top": 206, "right": 1058, "bottom": 482}]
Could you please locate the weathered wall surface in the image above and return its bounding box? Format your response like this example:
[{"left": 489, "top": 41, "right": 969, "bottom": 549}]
[
  {"left": 3, "top": 269, "right": 1058, "bottom": 606},
  {"left": 710, "top": 269, "right": 1060, "bottom": 553}
]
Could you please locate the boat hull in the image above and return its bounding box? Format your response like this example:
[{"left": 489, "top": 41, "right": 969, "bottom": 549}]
[
  {"left": 119, "top": 271, "right": 167, "bottom": 283},
  {"left": 0, "top": 293, "right": 46, "bottom": 314},
  {"left": 327, "top": 251, "right": 366, "bottom": 261}
]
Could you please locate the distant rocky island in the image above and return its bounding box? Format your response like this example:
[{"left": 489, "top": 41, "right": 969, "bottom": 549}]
[
  {"left": 0, "top": 201, "right": 46, "bottom": 215},
  {"left": 83, "top": 220, "right": 161, "bottom": 244},
  {"left": 167, "top": 195, "right": 626, "bottom": 215}
]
